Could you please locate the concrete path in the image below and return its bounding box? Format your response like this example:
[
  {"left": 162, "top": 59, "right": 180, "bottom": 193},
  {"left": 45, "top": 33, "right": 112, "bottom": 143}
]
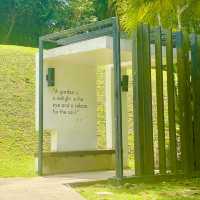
[
  {"left": 0, "top": 177, "right": 85, "bottom": 200},
  {"left": 0, "top": 170, "right": 133, "bottom": 200}
]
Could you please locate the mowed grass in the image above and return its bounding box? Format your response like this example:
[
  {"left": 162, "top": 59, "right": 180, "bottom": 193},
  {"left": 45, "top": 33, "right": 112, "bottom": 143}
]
[
  {"left": 0, "top": 45, "right": 36, "bottom": 177},
  {"left": 76, "top": 178, "right": 200, "bottom": 200}
]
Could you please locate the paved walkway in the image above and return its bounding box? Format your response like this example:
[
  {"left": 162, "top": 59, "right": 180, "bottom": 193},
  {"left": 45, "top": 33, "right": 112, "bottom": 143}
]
[{"left": 0, "top": 170, "right": 132, "bottom": 200}]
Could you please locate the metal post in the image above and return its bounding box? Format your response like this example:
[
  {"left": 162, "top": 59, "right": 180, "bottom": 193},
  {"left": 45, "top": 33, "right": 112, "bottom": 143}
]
[
  {"left": 113, "top": 18, "right": 123, "bottom": 179},
  {"left": 38, "top": 38, "right": 44, "bottom": 176}
]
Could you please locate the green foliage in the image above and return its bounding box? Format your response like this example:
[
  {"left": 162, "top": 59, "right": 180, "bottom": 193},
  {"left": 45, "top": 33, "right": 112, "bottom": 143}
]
[
  {"left": 0, "top": 0, "right": 112, "bottom": 47},
  {"left": 93, "top": 0, "right": 115, "bottom": 20},
  {"left": 115, "top": 0, "right": 200, "bottom": 33}
]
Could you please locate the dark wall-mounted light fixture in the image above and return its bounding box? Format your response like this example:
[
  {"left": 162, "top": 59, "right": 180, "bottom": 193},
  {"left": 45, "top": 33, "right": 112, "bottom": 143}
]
[
  {"left": 121, "top": 75, "right": 129, "bottom": 92},
  {"left": 46, "top": 68, "right": 55, "bottom": 86}
]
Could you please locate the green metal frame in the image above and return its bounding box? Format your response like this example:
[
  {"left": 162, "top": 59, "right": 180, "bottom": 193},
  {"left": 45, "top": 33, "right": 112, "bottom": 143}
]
[{"left": 38, "top": 17, "right": 124, "bottom": 179}]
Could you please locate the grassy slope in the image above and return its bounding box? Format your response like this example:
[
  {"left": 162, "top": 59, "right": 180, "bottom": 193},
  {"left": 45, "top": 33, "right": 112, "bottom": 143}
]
[{"left": 0, "top": 45, "right": 36, "bottom": 177}]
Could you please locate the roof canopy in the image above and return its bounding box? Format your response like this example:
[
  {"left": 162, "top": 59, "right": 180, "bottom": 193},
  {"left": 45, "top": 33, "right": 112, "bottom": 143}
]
[{"left": 44, "top": 36, "right": 132, "bottom": 67}]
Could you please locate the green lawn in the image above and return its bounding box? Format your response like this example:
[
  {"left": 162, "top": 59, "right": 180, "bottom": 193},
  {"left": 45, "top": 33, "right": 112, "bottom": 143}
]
[
  {"left": 76, "top": 178, "right": 200, "bottom": 200},
  {"left": 0, "top": 152, "right": 35, "bottom": 177}
]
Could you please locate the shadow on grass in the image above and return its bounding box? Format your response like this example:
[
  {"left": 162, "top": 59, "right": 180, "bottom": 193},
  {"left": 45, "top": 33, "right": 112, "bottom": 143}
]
[{"left": 75, "top": 178, "right": 200, "bottom": 200}]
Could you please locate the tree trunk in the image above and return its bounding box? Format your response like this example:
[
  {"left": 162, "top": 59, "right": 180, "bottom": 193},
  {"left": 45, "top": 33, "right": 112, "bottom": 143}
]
[
  {"left": 157, "top": 13, "right": 162, "bottom": 27},
  {"left": 4, "top": 13, "right": 17, "bottom": 43},
  {"left": 177, "top": 4, "right": 189, "bottom": 30},
  {"left": 177, "top": 6, "right": 182, "bottom": 30}
]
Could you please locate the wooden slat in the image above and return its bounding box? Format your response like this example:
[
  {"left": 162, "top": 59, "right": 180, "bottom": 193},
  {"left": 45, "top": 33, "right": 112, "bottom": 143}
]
[
  {"left": 142, "top": 24, "right": 154, "bottom": 175},
  {"left": 176, "top": 31, "right": 194, "bottom": 175},
  {"left": 132, "top": 24, "right": 154, "bottom": 176},
  {"left": 166, "top": 29, "right": 177, "bottom": 173},
  {"left": 155, "top": 27, "right": 166, "bottom": 174},
  {"left": 132, "top": 24, "right": 145, "bottom": 176},
  {"left": 191, "top": 34, "right": 200, "bottom": 171}
]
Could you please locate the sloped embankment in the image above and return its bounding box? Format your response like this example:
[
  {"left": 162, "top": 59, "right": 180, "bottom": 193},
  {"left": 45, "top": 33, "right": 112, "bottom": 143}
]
[{"left": 0, "top": 45, "right": 36, "bottom": 177}]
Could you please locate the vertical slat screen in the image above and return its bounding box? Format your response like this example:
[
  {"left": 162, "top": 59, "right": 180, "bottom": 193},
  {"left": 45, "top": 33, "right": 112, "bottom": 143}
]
[
  {"left": 166, "top": 29, "right": 177, "bottom": 173},
  {"left": 176, "top": 31, "right": 194, "bottom": 175},
  {"left": 132, "top": 24, "right": 200, "bottom": 177},
  {"left": 191, "top": 34, "right": 200, "bottom": 171},
  {"left": 155, "top": 27, "right": 166, "bottom": 174}
]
